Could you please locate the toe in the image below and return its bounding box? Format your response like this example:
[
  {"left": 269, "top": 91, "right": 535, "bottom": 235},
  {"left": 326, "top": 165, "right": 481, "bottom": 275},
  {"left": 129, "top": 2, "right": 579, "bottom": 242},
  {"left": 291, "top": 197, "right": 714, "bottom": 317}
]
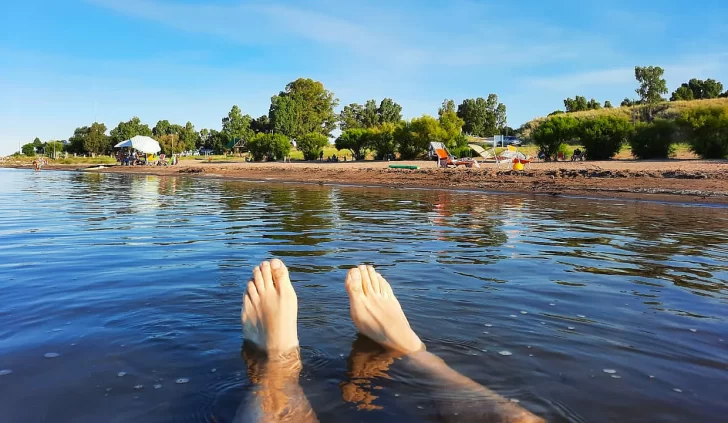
[
  {"left": 358, "top": 265, "right": 374, "bottom": 295},
  {"left": 246, "top": 280, "right": 260, "bottom": 302},
  {"left": 345, "top": 267, "right": 364, "bottom": 296},
  {"left": 253, "top": 267, "right": 266, "bottom": 293},
  {"left": 270, "top": 259, "right": 293, "bottom": 293},
  {"left": 243, "top": 293, "right": 254, "bottom": 320},
  {"left": 367, "top": 266, "right": 381, "bottom": 294},
  {"left": 260, "top": 261, "right": 275, "bottom": 290},
  {"left": 378, "top": 274, "right": 393, "bottom": 298}
]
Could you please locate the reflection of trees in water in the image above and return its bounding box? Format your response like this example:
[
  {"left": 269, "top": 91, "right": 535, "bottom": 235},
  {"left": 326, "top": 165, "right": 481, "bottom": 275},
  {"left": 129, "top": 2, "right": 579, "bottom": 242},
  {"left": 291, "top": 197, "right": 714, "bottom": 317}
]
[
  {"left": 216, "top": 182, "right": 336, "bottom": 259},
  {"left": 526, "top": 198, "right": 728, "bottom": 298},
  {"left": 334, "top": 187, "right": 510, "bottom": 265}
]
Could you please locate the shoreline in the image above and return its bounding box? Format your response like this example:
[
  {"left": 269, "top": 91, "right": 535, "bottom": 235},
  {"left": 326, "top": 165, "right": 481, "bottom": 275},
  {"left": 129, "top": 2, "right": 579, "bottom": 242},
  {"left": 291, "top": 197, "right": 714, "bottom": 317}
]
[{"left": 4, "top": 159, "right": 728, "bottom": 205}]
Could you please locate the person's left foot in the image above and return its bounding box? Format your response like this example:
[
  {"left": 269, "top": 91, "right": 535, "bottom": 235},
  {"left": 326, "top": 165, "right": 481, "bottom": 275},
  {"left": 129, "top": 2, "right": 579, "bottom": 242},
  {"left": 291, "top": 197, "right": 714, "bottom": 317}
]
[{"left": 242, "top": 259, "right": 299, "bottom": 356}]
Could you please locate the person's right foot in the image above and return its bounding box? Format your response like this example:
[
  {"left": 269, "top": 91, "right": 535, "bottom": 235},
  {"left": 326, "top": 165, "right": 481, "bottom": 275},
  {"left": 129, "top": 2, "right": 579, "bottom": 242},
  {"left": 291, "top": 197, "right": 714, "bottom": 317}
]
[{"left": 345, "top": 265, "right": 423, "bottom": 354}]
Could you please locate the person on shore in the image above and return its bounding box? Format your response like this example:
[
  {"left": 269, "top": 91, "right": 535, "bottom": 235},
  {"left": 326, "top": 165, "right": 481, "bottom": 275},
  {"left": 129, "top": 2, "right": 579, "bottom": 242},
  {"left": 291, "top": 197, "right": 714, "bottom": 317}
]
[
  {"left": 319, "top": 151, "right": 324, "bottom": 162},
  {"left": 238, "top": 260, "right": 545, "bottom": 423}
]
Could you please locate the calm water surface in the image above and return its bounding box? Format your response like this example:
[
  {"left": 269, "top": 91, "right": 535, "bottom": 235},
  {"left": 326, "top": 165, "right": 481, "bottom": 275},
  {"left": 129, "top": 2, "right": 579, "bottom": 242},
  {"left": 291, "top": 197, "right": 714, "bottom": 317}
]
[{"left": 0, "top": 168, "right": 727, "bottom": 422}]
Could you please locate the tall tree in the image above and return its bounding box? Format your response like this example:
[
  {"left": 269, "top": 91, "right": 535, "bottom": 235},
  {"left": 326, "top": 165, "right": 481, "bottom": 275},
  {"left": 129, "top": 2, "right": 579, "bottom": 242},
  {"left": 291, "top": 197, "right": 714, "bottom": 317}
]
[
  {"left": 179, "top": 121, "right": 199, "bottom": 151},
  {"left": 338, "top": 103, "right": 364, "bottom": 131},
  {"left": 587, "top": 98, "right": 602, "bottom": 110},
  {"left": 153, "top": 120, "right": 172, "bottom": 137},
  {"left": 457, "top": 94, "right": 507, "bottom": 137},
  {"left": 438, "top": 99, "right": 464, "bottom": 147},
  {"left": 110, "top": 117, "right": 152, "bottom": 145},
  {"left": 222, "top": 105, "right": 254, "bottom": 149},
  {"left": 269, "top": 96, "right": 298, "bottom": 137},
  {"left": 377, "top": 98, "right": 402, "bottom": 124},
  {"left": 604, "top": 100, "right": 613, "bottom": 108},
  {"left": 251, "top": 115, "right": 271, "bottom": 134},
  {"left": 335, "top": 128, "right": 370, "bottom": 160},
  {"left": 634, "top": 66, "right": 668, "bottom": 106},
  {"left": 671, "top": 78, "right": 724, "bottom": 101},
  {"left": 339, "top": 98, "right": 403, "bottom": 131},
  {"left": 269, "top": 78, "right": 338, "bottom": 139},
  {"left": 85, "top": 122, "right": 110, "bottom": 155}
]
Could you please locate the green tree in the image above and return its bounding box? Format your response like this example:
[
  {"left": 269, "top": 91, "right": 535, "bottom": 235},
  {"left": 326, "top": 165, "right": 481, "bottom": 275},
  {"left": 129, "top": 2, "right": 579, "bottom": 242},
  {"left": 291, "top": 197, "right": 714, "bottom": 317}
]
[
  {"left": 457, "top": 94, "right": 506, "bottom": 137},
  {"left": 297, "top": 133, "right": 329, "bottom": 160},
  {"left": 369, "top": 122, "right": 397, "bottom": 160},
  {"left": 248, "top": 133, "right": 291, "bottom": 161},
  {"left": 21, "top": 143, "right": 36, "bottom": 156},
  {"left": 531, "top": 115, "right": 578, "bottom": 161},
  {"left": 68, "top": 126, "right": 90, "bottom": 154},
  {"left": 222, "top": 105, "right": 254, "bottom": 150},
  {"left": 577, "top": 116, "right": 632, "bottom": 160},
  {"left": 269, "top": 95, "right": 298, "bottom": 137},
  {"left": 179, "top": 122, "right": 199, "bottom": 151},
  {"left": 153, "top": 120, "right": 173, "bottom": 137},
  {"left": 251, "top": 115, "right": 271, "bottom": 134},
  {"left": 679, "top": 106, "right": 728, "bottom": 159},
  {"left": 604, "top": 100, "right": 613, "bottom": 108},
  {"left": 338, "top": 103, "right": 364, "bottom": 131},
  {"left": 670, "top": 85, "right": 695, "bottom": 101},
  {"left": 377, "top": 98, "right": 402, "bottom": 124},
  {"left": 33, "top": 137, "right": 42, "bottom": 149},
  {"left": 110, "top": 117, "right": 153, "bottom": 145},
  {"left": 361, "top": 99, "right": 380, "bottom": 128},
  {"left": 671, "top": 78, "right": 724, "bottom": 101},
  {"left": 269, "top": 78, "right": 338, "bottom": 139},
  {"left": 564, "top": 96, "right": 589, "bottom": 112},
  {"left": 157, "top": 134, "right": 181, "bottom": 155},
  {"left": 629, "top": 120, "right": 676, "bottom": 159},
  {"left": 396, "top": 115, "right": 444, "bottom": 160},
  {"left": 438, "top": 99, "right": 464, "bottom": 147},
  {"left": 634, "top": 66, "right": 668, "bottom": 119},
  {"left": 621, "top": 98, "right": 639, "bottom": 107},
  {"left": 339, "top": 98, "right": 403, "bottom": 131},
  {"left": 84, "top": 122, "right": 110, "bottom": 155},
  {"left": 335, "top": 128, "right": 370, "bottom": 160},
  {"left": 587, "top": 98, "right": 602, "bottom": 110}
]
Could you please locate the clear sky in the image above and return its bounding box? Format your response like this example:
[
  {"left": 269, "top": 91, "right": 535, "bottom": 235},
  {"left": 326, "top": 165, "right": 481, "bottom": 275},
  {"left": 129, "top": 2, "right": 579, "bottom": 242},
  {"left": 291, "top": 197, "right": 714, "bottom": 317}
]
[{"left": 1, "top": 0, "right": 727, "bottom": 155}]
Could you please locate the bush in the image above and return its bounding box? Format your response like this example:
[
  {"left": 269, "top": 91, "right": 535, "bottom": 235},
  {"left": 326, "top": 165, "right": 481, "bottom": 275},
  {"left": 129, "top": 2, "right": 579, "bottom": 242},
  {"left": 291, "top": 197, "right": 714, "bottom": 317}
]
[
  {"left": 531, "top": 115, "right": 578, "bottom": 161},
  {"left": 628, "top": 120, "right": 675, "bottom": 159},
  {"left": 576, "top": 115, "right": 633, "bottom": 160},
  {"left": 248, "top": 133, "right": 291, "bottom": 161},
  {"left": 297, "top": 133, "right": 329, "bottom": 161},
  {"left": 679, "top": 106, "right": 728, "bottom": 159}
]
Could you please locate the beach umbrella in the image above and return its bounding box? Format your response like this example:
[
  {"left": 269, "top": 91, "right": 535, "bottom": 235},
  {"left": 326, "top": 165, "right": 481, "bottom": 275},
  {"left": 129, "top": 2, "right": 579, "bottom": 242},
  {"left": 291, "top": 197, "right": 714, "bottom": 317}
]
[{"left": 114, "top": 136, "right": 161, "bottom": 154}]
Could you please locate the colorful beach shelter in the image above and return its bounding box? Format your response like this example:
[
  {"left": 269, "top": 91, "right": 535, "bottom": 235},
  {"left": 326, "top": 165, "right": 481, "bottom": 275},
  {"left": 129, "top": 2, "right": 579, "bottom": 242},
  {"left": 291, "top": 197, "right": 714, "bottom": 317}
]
[{"left": 114, "top": 136, "right": 161, "bottom": 154}]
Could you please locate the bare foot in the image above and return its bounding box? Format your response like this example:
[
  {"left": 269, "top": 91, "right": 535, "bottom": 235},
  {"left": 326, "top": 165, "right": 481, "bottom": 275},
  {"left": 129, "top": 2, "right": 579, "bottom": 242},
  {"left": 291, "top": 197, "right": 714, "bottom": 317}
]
[
  {"left": 345, "top": 265, "right": 423, "bottom": 354},
  {"left": 242, "top": 259, "right": 299, "bottom": 356}
]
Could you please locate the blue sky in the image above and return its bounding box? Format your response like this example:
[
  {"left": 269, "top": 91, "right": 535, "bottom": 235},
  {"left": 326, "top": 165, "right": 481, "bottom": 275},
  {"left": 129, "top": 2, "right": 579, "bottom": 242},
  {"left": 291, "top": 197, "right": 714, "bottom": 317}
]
[{"left": 1, "top": 0, "right": 727, "bottom": 155}]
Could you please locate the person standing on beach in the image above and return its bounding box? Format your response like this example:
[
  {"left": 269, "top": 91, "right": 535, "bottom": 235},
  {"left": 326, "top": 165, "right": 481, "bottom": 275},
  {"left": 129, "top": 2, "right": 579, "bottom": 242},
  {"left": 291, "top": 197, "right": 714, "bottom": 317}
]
[{"left": 238, "top": 260, "right": 545, "bottom": 423}]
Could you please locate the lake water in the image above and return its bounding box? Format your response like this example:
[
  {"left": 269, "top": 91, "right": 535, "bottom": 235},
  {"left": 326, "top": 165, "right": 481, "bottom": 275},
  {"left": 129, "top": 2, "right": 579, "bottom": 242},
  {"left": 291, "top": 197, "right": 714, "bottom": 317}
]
[{"left": 0, "top": 168, "right": 727, "bottom": 423}]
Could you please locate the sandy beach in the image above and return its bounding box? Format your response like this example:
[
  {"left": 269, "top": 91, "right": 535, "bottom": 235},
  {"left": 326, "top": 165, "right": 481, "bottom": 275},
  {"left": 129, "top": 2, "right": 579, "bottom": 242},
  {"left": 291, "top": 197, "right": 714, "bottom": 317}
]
[{"left": 7, "top": 158, "right": 728, "bottom": 204}]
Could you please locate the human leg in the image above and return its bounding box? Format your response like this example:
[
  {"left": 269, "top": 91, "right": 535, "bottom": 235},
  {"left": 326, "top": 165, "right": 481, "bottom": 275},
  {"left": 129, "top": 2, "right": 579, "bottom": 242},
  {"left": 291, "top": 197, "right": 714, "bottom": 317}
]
[
  {"left": 344, "top": 265, "right": 545, "bottom": 423},
  {"left": 236, "top": 259, "right": 318, "bottom": 423}
]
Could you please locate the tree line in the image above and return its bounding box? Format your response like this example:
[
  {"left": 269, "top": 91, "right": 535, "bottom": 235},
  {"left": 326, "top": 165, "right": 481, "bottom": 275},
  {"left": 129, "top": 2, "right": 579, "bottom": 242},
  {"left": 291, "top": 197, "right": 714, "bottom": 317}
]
[
  {"left": 20, "top": 77, "right": 509, "bottom": 161},
  {"left": 529, "top": 66, "right": 728, "bottom": 160}
]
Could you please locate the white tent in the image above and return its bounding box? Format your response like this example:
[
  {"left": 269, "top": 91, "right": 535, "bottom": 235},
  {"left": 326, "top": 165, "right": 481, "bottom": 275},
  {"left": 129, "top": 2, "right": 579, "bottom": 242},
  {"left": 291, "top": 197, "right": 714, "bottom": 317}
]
[{"left": 114, "top": 136, "right": 161, "bottom": 154}]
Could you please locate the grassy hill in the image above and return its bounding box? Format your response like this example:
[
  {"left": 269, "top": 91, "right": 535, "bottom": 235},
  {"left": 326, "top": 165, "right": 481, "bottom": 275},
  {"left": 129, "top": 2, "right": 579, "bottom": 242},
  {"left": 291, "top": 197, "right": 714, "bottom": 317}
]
[{"left": 521, "top": 97, "right": 728, "bottom": 140}]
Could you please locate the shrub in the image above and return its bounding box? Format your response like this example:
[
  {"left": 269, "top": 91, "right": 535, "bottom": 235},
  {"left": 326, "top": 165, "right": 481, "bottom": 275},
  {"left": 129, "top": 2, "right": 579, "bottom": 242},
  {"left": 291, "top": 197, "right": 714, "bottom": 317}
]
[
  {"left": 396, "top": 115, "right": 444, "bottom": 160},
  {"left": 531, "top": 115, "right": 578, "bottom": 161},
  {"left": 679, "top": 106, "right": 728, "bottom": 159},
  {"left": 628, "top": 120, "right": 676, "bottom": 159},
  {"left": 297, "top": 133, "right": 329, "bottom": 161},
  {"left": 577, "top": 115, "right": 633, "bottom": 160},
  {"left": 248, "top": 133, "right": 291, "bottom": 161}
]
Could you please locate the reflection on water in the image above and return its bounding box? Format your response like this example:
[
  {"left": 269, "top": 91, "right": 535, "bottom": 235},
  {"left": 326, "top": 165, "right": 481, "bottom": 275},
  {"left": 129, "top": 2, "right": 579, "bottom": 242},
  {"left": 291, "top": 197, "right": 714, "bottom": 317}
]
[{"left": 0, "top": 168, "right": 727, "bottom": 423}]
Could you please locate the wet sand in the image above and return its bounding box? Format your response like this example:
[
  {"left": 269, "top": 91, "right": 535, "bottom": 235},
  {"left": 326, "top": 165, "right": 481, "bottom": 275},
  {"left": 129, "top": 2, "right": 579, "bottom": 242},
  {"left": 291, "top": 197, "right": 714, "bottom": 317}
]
[{"left": 6, "top": 159, "right": 728, "bottom": 204}]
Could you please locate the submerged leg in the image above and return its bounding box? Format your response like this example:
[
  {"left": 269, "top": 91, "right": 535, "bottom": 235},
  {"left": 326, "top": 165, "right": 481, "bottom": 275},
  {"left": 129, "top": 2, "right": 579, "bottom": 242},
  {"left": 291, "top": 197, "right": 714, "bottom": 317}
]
[
  {"left": 237, "top": 259, "right": 318, "bottom": 423},
  {"left": 345, "top": 265, "right": 545, "bottom": 423}
]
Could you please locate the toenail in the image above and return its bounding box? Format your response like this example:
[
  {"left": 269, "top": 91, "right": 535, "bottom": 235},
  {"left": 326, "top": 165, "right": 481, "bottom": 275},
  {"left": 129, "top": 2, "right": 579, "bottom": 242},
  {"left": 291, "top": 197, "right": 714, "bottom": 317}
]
[{"left": 271, "top": 260, "right": 281, "bottom": 269}]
